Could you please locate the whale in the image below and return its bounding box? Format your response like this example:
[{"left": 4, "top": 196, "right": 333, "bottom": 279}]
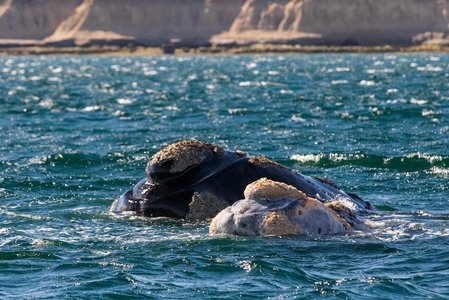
[
  {"left": 110, "top": 139, "right": 373, "bottom": 219},
  {"left": 210, "top": 178, "right": 367, "bottom": 236}
]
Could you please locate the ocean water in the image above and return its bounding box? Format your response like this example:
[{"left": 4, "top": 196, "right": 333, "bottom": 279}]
[{"left": 1, "top": 54, "right": 449, "bottom": 299}]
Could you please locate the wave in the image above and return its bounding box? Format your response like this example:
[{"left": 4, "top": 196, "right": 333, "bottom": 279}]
[
  {"left": 361, "top": 212, "right": 449, "bottom": 242},
  {"left": 291, "top": 152, "right": 449, "bottom": 172},
  {"left": 27, "top": 152, "right": 147, "bottom": 168},
  {"left": 17, "top": 151, "right": 449, "bottom": 177}
]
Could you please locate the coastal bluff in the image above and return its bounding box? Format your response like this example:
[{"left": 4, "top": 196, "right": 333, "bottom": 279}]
[{"left": 1, "top": 0, "right": 449, "bottom": 47}]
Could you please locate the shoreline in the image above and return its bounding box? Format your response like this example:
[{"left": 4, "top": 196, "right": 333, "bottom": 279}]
[{"left": 1, "top": 44, "right": 449, "bottom": 56}]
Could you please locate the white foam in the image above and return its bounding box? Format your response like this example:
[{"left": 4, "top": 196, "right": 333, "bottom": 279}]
[
  {"left": 291, "top": 153, "right": 323, "bottom": 163},
  {"left": 38, "top": 99, "right": 54, "bottom": 109},
  {"left": 117, "top": 98, "right": 135, "bottom": 105},
  {"left": 359, "top": 80, "right": 376, "bottom": 86},
  {"left": 405, "top": 152, "right": 442, "bottom": 163},
  {"left": 290, "top": 115, "right": 306, "bottom": 123},
  {"left": 82, "top": 105, "right": 104, "bottom": 112},
  {"left": 410, "top": 98, "right": 427, "bottom": 105},
  {"left": 387, "top": 88, "right": 398, "bottom": 94},
  {"left": 239, "top": 81, "right": 254, "bottom": 87},
  {"left": 332, "top": 80, "right": 348, "bottom": 85},
  {"left": 228, "top": 108, "right": 247, "bottom": 114},
  {"left": 427, "top": 167, "right": 449, "bottom": 177},
  {"left": 292, "top": 153, "right": 366, "bottom": 163},
  {"left": 361, "top": 213, "right": 449, "bottom": 242},
  {"left": 50, "top": 66, "right": 63, "bottom": 74},
  {"left": 280, "top": 89, "right": 294, "bottom": 94},
  {"left": 417, "top": 65, "right": 443, "bottom": 72},
  {"left": 0, "top": 209, "right": 50, "bottom": 220},
  {"left": 238, "top": 260, "right": 256, "bottom": 272},
  {"left": 366, "top": 68, "right": 394, "bottom": 74},
  {"left": 422, "top": 109, "right": 437, "bottom": 117},
  {"left": 31, "top": 239, "right": 52, "bottom": 247}
]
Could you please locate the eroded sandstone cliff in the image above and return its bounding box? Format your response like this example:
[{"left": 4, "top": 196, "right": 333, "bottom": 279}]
[
  {"left": 1, "top": 0, "right": 449, "bottom": 47},
  {"left": 213, "top": 0, "right": 449, "bottom": 45}
]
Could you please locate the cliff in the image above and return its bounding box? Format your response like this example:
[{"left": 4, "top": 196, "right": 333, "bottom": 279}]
[
  {"left": 213, "top": 0, "right": 449, "bottom": 45},
  {"left": 1, "top": 0, "right": 449, "bottom": 47}
]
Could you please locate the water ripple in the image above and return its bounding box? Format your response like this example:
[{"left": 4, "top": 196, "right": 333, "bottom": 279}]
[{"left": 1, "top": 54, "right": 449, "bottom": 298}]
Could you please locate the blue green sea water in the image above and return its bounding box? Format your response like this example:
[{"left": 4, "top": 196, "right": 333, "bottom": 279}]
[{"left": 1, "top": 54, "right": 449, "bottom": 299}]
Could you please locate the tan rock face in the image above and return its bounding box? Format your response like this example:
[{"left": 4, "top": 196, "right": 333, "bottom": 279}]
[
  {"left": 0, "top": 0, "right": 82, "bottom": 40},
  {"left": 214, "top": 0, "right": 449, "bottom": 46},
  {"left": 0, "top": 0, "right": 244, "bottom": 46},
  {"left": 2, "top": 0, "right": 449, "bottom": 47}
]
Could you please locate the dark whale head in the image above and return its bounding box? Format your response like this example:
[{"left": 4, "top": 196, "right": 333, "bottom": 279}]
[
  {"left": 110, "top": 178, "right": 193, "bottom": 218},
  {"left": 111, "top": 139, "right": 246, "bottom": 218}
]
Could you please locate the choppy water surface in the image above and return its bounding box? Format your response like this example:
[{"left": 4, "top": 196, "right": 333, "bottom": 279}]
[{"left": 1, "top": 54, "right": 449, "bottom": 298}]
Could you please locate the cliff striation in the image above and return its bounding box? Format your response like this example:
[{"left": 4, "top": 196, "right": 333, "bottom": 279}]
[
  {"left": 213, "top": 0, "right": 449, "bottom": 45},
  {"left": 1, "top": 0, "right": 449, "bottom": 47}
]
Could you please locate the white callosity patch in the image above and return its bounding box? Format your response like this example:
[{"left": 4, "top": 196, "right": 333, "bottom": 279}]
[{"left": 210, "top": 178, "right": 353, "bottom": 237}]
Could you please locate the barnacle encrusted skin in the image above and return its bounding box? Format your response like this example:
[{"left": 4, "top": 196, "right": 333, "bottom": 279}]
[
  {"left": 149, "top": 139, "right": 224, "bottom": 174},
  {"left": 326, "top": 201, "right": 356, "bottom": 217},
  {"left": 325, "top": 201, "right": 355, "bottom": 229},
  {"left": 187, "top": 192, "right": 229, "bottom": 220},
  {"left": 261, "top": 211, "right": 301, "bottom": 236},
  {"left": 248, "top": 156, "right": 290, "bottom": 170},
  {"left": 243, "top": 178, "right": 307, "bottom": 201}
]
